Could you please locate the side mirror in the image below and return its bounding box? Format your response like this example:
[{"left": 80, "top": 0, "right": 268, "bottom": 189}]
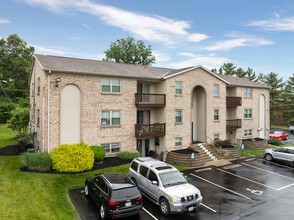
[
  {"left": 273, "top": 149, "right": 277, "bottom": 152},
  {"left": 152, "top": 181, "right": 158, "bottom": 186}
]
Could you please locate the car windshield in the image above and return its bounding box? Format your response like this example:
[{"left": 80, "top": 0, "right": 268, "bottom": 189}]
[
  {"left": 274, "top": 131, "right": 282, "bottom": 135},
  {"left": 159, "top": 171, "right": 187, "bottom": 187},
  {"left": 111, "top": 187, "right": 138, "bottom": 200}
]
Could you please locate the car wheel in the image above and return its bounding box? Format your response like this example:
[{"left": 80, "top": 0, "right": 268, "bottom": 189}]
[
  {"left": 159, "top": 198, "right": 170, "bottom": 216},
  {"left": 100, "top": 203, "right": 107, "bottom": 219},
  {"left": 85, "top": 185, "right": 89, "bottom": 196},
  {"left": 265, "top": 154, "right": 273, "bottom": 161}
]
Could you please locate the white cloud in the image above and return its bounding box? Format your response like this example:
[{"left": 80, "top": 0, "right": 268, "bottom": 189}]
[
  {"left": 68, "top": 36, "right": 83, "bottom": 40},
  {"left": 248, "top": 16, "right": 294, "bottom": 31},
  {"left": 178, "top": 52, "right": 196, "bottom": 57},
  {"left": 170, "top": 53, "right": 230, "bottom": 69},
  {"left": 204, "top": 37, "right": 274, "bottom": 51},
  {"left": 274, "top": 12, "right": 280, "bottom": 18},
  {"left": 153, "top": 51, "right": 170, "bottom": 62},
  {"left": 0, "top": 18, "right": 11, "bottom": 23},
  {"left": 82, "top": 24, "right": 89, "bottom": 28},
  {"left": 21, "top": 0, "right": 208, "bottom": 44},
  {"left": 32, "top": 45, "right": 78, "bottom": 56}
]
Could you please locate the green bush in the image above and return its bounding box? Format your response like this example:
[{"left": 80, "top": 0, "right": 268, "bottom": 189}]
[
  {"left": 117, "top": 152, "right": 141, "bottom": 161},
  {"left": 50, "top": 142, "right": 94, "bottom": 173},
  {"left": 90, "top": 146, "right": 105, "bottom": 161},
  {"left": 268, "top": 138, "right": 282, "bottom": 146},
  {"left": 7, "top": 107, "right": 30, "bottom": 132},
  {"left": 0, "top": 98, "right": 14, "bottom": 123},
  {"left": 21, "top": 152, "right": 52, "bottom": 171},
  {"left": 14, "top": 132, "right": 30, "bottom": 150}
]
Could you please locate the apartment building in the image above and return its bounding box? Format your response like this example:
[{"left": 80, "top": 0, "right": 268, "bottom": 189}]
[{"left": 29, "top": 54, "right": 270, "bottom": 156}]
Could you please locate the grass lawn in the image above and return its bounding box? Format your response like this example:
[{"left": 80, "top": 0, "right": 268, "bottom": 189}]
[
  {"left": 271, "top": 125, "right": 289, "bottom": 130},
  {"left": 239, "top": 149, "right": 264, "bottom": 157},
  {"left": 0, "top": 125, "right": 189, "bottom": 219},
  {"left": 0, "top": 124, "right": 17, "bottom": 148}
]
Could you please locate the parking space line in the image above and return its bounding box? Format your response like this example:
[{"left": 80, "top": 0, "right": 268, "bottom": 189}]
[
  {"left": 142, "top": 207, "right": 158, "bottom": 220},
  {"left": 216, "top": 168, "right": 276, "bottom": 190},
  {"left": 190, "top": 173, "right": 251, "bottom": 200},
  {"left": 241, "top": 162, "right": 294, "bottom": 181},
  {"left": 276, "top": 183, "right": 294, "bottom": 191},
  {"left": 258, "top": 159, "right": 294, "bottom": 170},
  {"left": 201, "top": 203, "right": 217, "bottom": 213}
]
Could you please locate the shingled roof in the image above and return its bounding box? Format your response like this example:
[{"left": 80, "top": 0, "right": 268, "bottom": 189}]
[{"left": 34, "top": 54, "right": 269, "bottom": 89}]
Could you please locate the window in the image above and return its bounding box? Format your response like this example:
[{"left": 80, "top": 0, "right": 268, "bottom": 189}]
[
  {"left": 148, "top": 170, "right": 158, "bottom": 182},
  {"left": 244, "top": 109, "right": 252, "bottom": 119},
  {"left": 214, "top": 133, "right": 219, "bottom": 141},
  {"left": 214, "top": 84, "right": 219, "bottom": 97},
  {"left": 37, "top": 109, "right": 40, "bottom": 126},
  {"left": 96, "top": 176, "right": 108, "bottom": 194},
  {"left": 101, "top": 110, "right": 120, "bottom": 126},
  {"left": 175, "top": 110, "right": 182, "bottom": 123},
  {"left": 175, "top": 82, "right": 182, "bottom": 95},
  {"left": 214, "top": 110, "right": 219, "bottom": 121},
  {"left": 139, "top": 166, "right": 149, "bottom": 178},
  {"left": 102, "top": 78, "right": 120, "bottom": 93},
  {"left": 155, "top": 137, "right": 160, "bottom": 146},
  {"left": 244, "top": 88, "right": 252, "bottom": 98},
  {"left": 101, "top": 142, "right": 121, "bottom": 154},
  {"left": 131, "top": 161, "right": 138, "bottom": 171},
  {"left": 244, "top": 129, "right": 252, "bottom": 136},
  {"left": 37, "top": 77, "right": 40, "bottom": 94},
  {"left": 175, "top": 137, "right": 182, "bottom": 146}
]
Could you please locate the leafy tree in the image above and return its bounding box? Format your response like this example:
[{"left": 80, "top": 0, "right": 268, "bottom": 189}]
[
  {"left": 0, "top": 34, "right": 34, "bottom": 98},
  {"left": 244, "top": 67, "right": 258, "bottom": 82},
  {"left": 219, "top": 63, "right": 236, "bottom": 75},
  {"left": 235, "top": 67, "right": 246, "bottom": 78},
  {"left": 7, "top": 107, "right": 29, "bottom": 132},
  {"left": 0, "top": 97, "right": 14, "bottom": 123},
  {"left": 283, "top": 74, "right": 294, "bottom": 124},
  {"left": 103, "top": 37, "right": 156, "bottom": 66},
  {"left": 257, "top": 73, "right": 267, "bottom": 84}
]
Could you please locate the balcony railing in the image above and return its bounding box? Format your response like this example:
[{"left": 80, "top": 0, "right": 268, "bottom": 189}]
[
  {"left": 226, "top": 119, "right": 242, "bottom": 130},
  {"left": 135, "top": 93, "right": 166, "bottom": 107},
  {"left": 226, "top": 96, "right": 242, "bottom": 107},
  {"left": 135, "top": 123, "right": 165, "bottom": 138}
]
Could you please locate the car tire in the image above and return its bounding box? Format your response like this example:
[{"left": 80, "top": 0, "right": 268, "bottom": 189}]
[
  {"left": 100, "top": 203, "right": 107, "bottom": 220},
  {"left": 159, "top": 198, "right": 170, "bottom": 216},
  {"left": 85, "top": 185, "right": 89, "bottom": 197},
  {"left": 265, "top": 154, "right": 273, "bottom": 161}
]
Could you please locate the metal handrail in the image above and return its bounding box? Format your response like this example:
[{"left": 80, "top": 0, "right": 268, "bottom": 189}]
[{"left": 206, "top": 136, "right": 223, "bottom": 157}]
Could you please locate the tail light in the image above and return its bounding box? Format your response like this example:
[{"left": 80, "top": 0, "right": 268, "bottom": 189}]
[
  {"left": 136, "top": 195, "right": 142, "bottom": 201},
  {"left": 109, "top": 201, "right": 120, "bottom": 205}
]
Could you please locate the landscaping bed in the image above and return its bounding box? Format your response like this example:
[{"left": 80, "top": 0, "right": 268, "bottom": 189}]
[
  {"left": 173, "top": 148, "right": 199, "bottom": 154},
  {"left": 0, "top": 144, "right": 34, "bottom": 156}
]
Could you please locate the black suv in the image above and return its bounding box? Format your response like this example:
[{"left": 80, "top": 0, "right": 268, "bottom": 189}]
[{"left": 85, "top": 172, "right": 143, "bottom": 219}]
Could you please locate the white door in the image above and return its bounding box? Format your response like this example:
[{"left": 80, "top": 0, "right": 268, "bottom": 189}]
[
  {"left": 259, "top": 95, "right": 265, "bottom": 139},
  {"left": 60, "top": 85, "right": 81, "bottom": 145}
]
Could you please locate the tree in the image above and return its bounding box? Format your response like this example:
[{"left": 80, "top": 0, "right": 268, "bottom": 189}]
[
  {"left": 244, "top": 67, "right": 258, "bottom": 82},
  {"left": 235, "top": 67, "right": 246, "bottom": 78},
  {"left": 257, "top": 73, "right": 267, "bottom": 84},
  {"left": 283, "top": 74, "right": 294, "bottom": 124},
  {"left": 219, "top": 63, "right": 236, "bottom": 75},
  {"left": 7, "top": 107, "right": 29, "bottom": 132},
  {"left": 103, "top": 37, "right": 156, "bottom": 66},
  {"left": 0, "top": 34, "right": 34, "bottom": 98}
]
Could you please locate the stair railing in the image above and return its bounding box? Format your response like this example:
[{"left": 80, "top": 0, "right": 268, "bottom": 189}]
[{"left": 206, "top": 136, "right": 223, "bottom": 157}]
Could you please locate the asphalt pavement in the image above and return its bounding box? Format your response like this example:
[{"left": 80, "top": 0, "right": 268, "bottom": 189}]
[{"left": 69, "top": 157, "right": 294, "bottom": 220}]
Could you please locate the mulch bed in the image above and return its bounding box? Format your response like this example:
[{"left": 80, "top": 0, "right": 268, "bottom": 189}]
[
  {"left": 221, "top": 145, "right": 235, "bottom": 148},
  {"left": 20, "top": 157, "right": 131, "bottom": 174},
  {"left": 243, "top": 138, "right": 265, "bottom": 142},
  {"left": 0, "top": 145, "right": 24, "bottom": 156},
  {"left": 173, "top": 148, "right": 199, "bottom": 154}
]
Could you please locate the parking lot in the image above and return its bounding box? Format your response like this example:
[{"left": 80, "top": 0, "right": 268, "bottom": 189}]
[{"left": 69, "top": 157, "right": 294, "bottom": 220}]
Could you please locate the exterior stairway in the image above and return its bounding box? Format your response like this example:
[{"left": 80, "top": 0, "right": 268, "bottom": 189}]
[{"left": 190, "top": 143, "right": 222, "bottom": 162}]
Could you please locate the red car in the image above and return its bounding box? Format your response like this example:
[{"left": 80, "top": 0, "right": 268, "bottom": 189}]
[{"left": 269, "top": 131, "right": 288, "bottom": 140}]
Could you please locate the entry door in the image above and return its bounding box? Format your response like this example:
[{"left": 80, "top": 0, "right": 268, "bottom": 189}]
[
  {"left": 137, "top": 111, "right": 150, "bottom": 124},
  {"left": 137, "top": 139, "right": 149, "bottom": 157},
  {"left": 259, "top": 128, "right": 264, "bottom": 139},
  {"left": 137, "top": 83, "right": 150, "bottom": 102}
]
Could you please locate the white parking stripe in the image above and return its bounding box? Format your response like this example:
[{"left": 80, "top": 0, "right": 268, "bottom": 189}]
[
  {"left": 201, "top": 203, "right": 217, "bottom": 213},
  {"left": 259, "top": 159, "right": 294, "bottom": 170},
  {"left": 216, "top": 168, "right": 276, "bottom": 190},
  {"left": 190, "top": 173, "right": 251, "bottom": 200},
  {"left": 241, "top": 162, "right": 294, "bottom": 181},
  {"left": 276, "top": 183, "right": 294, "bottom": 191},
  {"left": 143, "top": 207, "right": 158, "bottom": 220}
]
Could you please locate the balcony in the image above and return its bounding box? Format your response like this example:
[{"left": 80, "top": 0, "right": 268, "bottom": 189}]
[
  {"left": 135, "top": 123, "right": 165, "bottom": 138},
  {"left": 226, "top": 119, "right": 242, "bottom": 130},
  {"left": 135, "top": 93, "right": 166, "bottom": 107},
  {"left": 226, "top": 96, "right": 242, "bottom": 107}
]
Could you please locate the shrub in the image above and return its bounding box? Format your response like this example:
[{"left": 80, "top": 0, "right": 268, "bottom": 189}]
[
  {"left": 215, "top": 139, "right": 231, "bottom": 147},
  {"left": 21, "top": 152, "right": 52, "bottom": 171},
  {"left": 268, "top": 138, "right": 282, "bottom": 146},
  {"left": 0, "top": 98, "right": 14, "bottom": 123},
  {"left": 117, "top": 152, "right": 141, "bottom": 161},
  {"left": 90, "top": 146, "right": 105, "bottom": 161},
  {"left": 14, "top": 132, "right": 30, "bottom": 151},
  {"left": 7, "top": 107, "right": 30, "bottom": 132},
  {"left": 50, "top": 142, "right": 94, "bottom": 173}
]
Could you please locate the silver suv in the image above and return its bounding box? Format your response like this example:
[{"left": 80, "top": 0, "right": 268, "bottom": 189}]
[
  {"left": 264, "top": 146, "right": 294, "bottom": 164},
  {"left": 128, "top": 157, "right": 203, "bottom": 216}
]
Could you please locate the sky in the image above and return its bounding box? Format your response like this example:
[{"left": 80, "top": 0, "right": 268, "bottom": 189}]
[{"left": 1, "top": 0, "right": 294, "bottom": 80}]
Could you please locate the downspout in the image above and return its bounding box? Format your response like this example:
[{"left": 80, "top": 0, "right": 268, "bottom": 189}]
[
  {"left": 33, "top": 67, "right": 36, "bottom": 148},
  {"left": 47, "top": 71, "right": 51, "bottom": 153}
]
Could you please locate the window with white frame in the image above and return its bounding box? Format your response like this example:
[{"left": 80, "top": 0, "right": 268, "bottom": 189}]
[
  {"left": 175, "top": 82, "right": 182, "bottom": 95},
  {"left": 244, "top": 129, "right": 252, "bottom": 136},
  {"left": 175, "top": 137, "right": 182, "bottom": 146},
  {"left": 214, "top": 133, "right": 219, "bottom": 141},
  {"left": 244, "top": 109, "right": 252, "bottom": 119},
  {"left": 101, "top": 142, "right": 120, "bottom": 154},
  {"left": 37, "top": 77, "right": 40, "bottom": 94},
  {"left": 101, "top": 110, "right": 120, "bottom": 125},
  {"left": 214, "top": 109, "right": 219, "bottom": 121},
  {"left": 244, "top": 88, "right": 252, "bottom": 98},
  {"left": 37, "top": 109, "right": 40, "bottom": 126},
  {"left": 175, "top": 110, "right": 182, "bottom": 123},
  {"left": 101, "top": 78, "right": 120, "bottom": 93},
  {"left": 214, "top": 84, "right": 219, "bottom": 97}
]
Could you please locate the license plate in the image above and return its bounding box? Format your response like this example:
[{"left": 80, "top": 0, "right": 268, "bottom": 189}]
[
  {"left": 125, "top": 202, "right": 132, "bottom": 207},
  {"left": 188, "top": 207, "right": 194, "bottom": 212}
]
